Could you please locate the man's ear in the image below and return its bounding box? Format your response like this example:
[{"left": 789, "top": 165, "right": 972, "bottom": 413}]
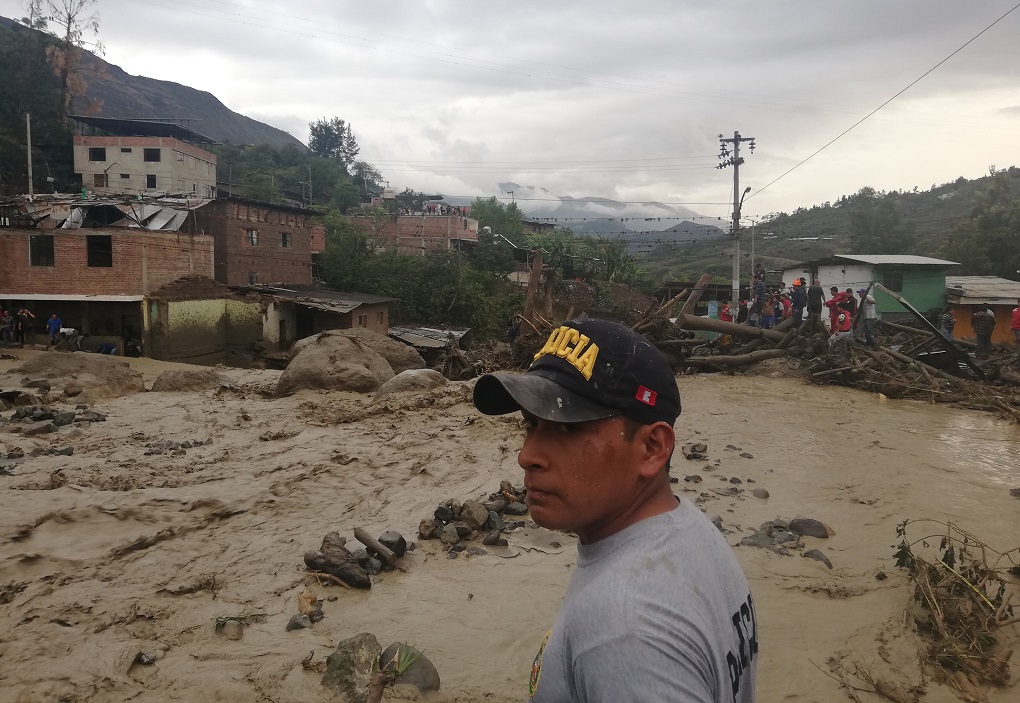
[{"left": 634, "top": 422, "right": 675, "bottom": 479}]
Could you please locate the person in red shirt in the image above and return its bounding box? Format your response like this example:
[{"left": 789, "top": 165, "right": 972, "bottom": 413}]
[
  {"left": 824, "top": 287, "right": 849, "bottom": 331},
  {"left": 1012, "top": 299, "right": 1020, "bottom": 345},
  {"left": 719, "top": 303, "right": 734, "bottom": 323},
  {"left": 828, "top": 307, "right": 854, "bottom": 353}
]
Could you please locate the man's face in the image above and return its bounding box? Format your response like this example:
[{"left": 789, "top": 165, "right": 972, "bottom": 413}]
[{"left": 517, "top": 412, "right": 646, "bottom": 544}]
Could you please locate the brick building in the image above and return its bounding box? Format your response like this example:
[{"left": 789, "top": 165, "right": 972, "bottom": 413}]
[
  {"left": 0, "top": 195, "right": 213, "bottom": 350},
  {"left": 71, "top": 116, "right": 218, "bottom": 198},
  {"left": 193, "top": 196, "right": 315, "bottom": 286},
  {"left": 345, "top": 213, "right": 479, "bottom": 254}
]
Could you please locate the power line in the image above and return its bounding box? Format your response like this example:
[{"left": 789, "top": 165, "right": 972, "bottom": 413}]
[{"left": 748, "top": 2, "right": 1020, "bottom": 202}]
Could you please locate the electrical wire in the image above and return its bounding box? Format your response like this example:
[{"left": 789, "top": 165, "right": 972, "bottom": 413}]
[{"left": 748, "top": 1, "right": 1020, "bottom": 202}]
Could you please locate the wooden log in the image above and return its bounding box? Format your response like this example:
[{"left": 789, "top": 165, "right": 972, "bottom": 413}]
[
  {"left": 674, "top": 313, "right": 786, "bottom": 342},
  {"left": 879, "top": 319, "right": 977, "bottom": 349},
  {"left": 633, "top": 290, "right": 689, "bottom": 331},
  {"left": 353, "top": 527, "right": 397, "bottom": 568},
  {"left": 878, "top": 346, "right": 959, "bottom": 383},
  {"left": 678, "top": 273, "right": 714, "bottom": 315},
  {"left": 684, "top": 349, "right": 787, "bottom": 367}
]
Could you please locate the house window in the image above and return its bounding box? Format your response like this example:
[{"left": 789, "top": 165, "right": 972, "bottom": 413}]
[
  {"left": 93, "top": 173, "right": 109, "bottom": 187},
  {"left": 143, "top": 148, "right": 161, "bottom": 162},
  {"left": 146, "top": 174, "right": 157, "bottom": 189},
  {"left": 246, "top": 229, "right": 259, "bottom": 246},
  {"left": 86, "top": 235, "right": 113, "bottom": 267},
  {"left": 280, "top": 232, "right": 292, "bottom": 248},
  {"left": 120, "top": 173, "right": 130, "bottom": 179},
  {"left": 88, "top": 147, "right": 106, "bottom": 161},
  {"left": 29, "top": 234, "right": 55, "bottom": 266},
  {"left": 883, "top": 271, "right": 903, "bottom": 292},
  {"left": 120, "top": 147, "right": 132, "bottom": 153},
  {"left": 376, "top": 311, "right": 384, "bottom": 324},
  {"left": 248, "top": 272, "right": 259, "bottom": 284},
  {"left": 358, "top": 314, "right": 367, "bottom": 327}
]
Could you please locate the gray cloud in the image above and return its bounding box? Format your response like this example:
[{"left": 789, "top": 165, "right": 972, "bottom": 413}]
[{"left": 83, "top": 0, "right": 1020, "bottom": 220}]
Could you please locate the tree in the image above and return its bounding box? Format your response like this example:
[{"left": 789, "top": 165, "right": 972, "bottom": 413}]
[
  {"left": 469, "top": 196, "right": 525, "bottom": 245},
  {"left": 467, "top": 226, "right": 517, "bottom": 277},
  {"left": 351, "top": 160, "right": 384, "bottom": 195},
  {"left": 940, "top": 171, "right": 1020, "bottom": 278},
  {"left": 308, "top": 117, "right": 359, "bottom": 171},
  {"left": 43, "top": 0, "right": 104, "bottom": 114},
  {"left": 847, "top": 187, "right": 915, "bottom": 254}
]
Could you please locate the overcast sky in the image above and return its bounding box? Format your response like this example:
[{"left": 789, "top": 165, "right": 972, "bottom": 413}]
[{"left": 13, "top": 0, "right": 1020, "bottom": 223}]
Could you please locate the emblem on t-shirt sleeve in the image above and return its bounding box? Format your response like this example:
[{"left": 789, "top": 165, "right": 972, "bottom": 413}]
[{"left": 528, "top": 630, "right": 552, "bottom": 699}]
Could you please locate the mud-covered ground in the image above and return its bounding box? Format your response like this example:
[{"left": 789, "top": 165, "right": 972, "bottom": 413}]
[{"left": 1, "top": 351, "right": 1018, "bottom": 703}]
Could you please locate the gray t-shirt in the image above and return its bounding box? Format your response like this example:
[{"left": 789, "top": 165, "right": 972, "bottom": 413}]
[{"left": 528, "top": 499, "right": 757, "bottom": 703}]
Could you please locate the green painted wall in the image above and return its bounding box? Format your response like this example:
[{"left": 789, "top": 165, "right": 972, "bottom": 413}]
[{"left": 873, "top": 269, "right": 948, "bottom": 316}]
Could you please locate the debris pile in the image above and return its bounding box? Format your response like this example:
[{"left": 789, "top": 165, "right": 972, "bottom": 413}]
[
  {"left": 303, "top": 527, "right": 411, "bottom": 589},
  {"left": 417, "top": 480, "right": 529, "bottom": 556}
]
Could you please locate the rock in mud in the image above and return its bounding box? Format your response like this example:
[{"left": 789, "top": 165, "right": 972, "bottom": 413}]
[
  {"left": 276, "top": 334, "right": 395, "bottom": 396},
  {"left": 286, "top": 614, "right": 312, "bottom": 631},
  {"left": 293, "top": 328, "right": 425, "bottom": 374},
  {"left": 22, "top": 420, "right": 56, "bottom": 436},
  {"left": 752, "top": 488, "right": 770, "bottom": 499},
  {"left": 63, "top": 382, "right": 84, "bottom": 397},
  {"left": 788, "top": 517, "right": 834, "bottom": 539},
  {"left": 483, "top": 510, "right": 505, "bottom": 531},
  {"left": 219, "top": 619, "right": 244, "bottom": 640},
  {"left": 418, "top": 519, "right": 440, "bottom": 540},
  {"left": 321, "top": 632, "right": 383, "bottom": 700},
  {"left": 459, "top": 500, "right": 489, "bottom": 531},
  {"left": 378, "top": 530, "right": 407, "bottom": 558},
  {"left": 439, "top": 525, "right": 460, "bottom": 545},
  {"left": 52, "top": 411, "right": 76, "bottom": 427},
  {"left": 803, "top": 549, "right": 833, "bottom": 569},
  {"left": 303, "top": 532, "right": 371, "bottom": 589},
  {"left": 504, "top": 501, "right": 529, "bottom": 516},
  {"left": 374, "top": 369, "right": 447, "bottom": 398},
  {"left": 380, "top": 642, "right": 441, "bottom": 693}
]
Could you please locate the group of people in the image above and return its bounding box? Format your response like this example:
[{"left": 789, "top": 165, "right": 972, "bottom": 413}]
[
  {"left": 719, "top": 276, "right": 878, "bottom": 350},
  {"left": 0, "top": 307, "right": 35, "bottom": 346}
]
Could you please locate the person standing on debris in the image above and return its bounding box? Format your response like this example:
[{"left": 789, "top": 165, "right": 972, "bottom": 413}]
[
  {"left": 972, "top": 308, "right": 996, "bottom": 359},
  {"left": 719, "top": 302, "right": 734, "bottom": 323},
  {"left": 857, "top": 289, "right": 878, "bottom": 347},
  {"left": 760, "top": 296, "right": 776, "bottom": 329},
  {"left": 736, "top": 300, "right": 749, "bottom": 325},
  {"left": 473, "top": 319, "right": 758, "bottom": 703},
  {"left": 939, "top": 310, "right": 956, "bottom": 340},
  {"left": 46, "top": 314, "right": 63, "bottom": 347},
  {"left": 807, "top": 279, "right": 825, "bottom": 324},
  {"left": 841, "top": 288, "right": 858, "bottom": 317},
  {"left": 1011, "top": 299, "right": 1020, "bottom": 346},
  {"left": 0, "top": 309, "right": 13, "bottom": 344},
  {"left": 791, "top": 281, "right": 807, "bottom": 329},
  {"left": 824, "top": 287, "right": 849, "bottom": 332}
]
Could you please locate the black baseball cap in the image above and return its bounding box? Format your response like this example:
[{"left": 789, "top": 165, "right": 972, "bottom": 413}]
[{"left": 473, "top": 318, "right": 681, "bottom": 426}]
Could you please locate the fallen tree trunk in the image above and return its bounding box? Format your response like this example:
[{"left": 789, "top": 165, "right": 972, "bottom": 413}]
[
  {"left": 880, "top": 319, "right": 977, "bottom": 349},
  {"left": 684, "top": 349, "right": 787, "bottom": 368},
  {"left": 674, "top": 313, "right": 786, "bottom": 342},
  {"left": 353, "top": 527, "right": 397, "bottom": 568}
]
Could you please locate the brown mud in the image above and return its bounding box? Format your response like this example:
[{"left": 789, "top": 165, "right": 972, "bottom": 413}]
[{"left": 0, "top": 351, "right": 1018, "bottom": 702}]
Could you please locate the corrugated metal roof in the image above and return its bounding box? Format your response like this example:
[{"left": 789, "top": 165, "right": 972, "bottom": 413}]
[
  {"left": 946, "top": 276, "right": 1020, "bottom": 305},
  {"left": 835, "top": 254, "right": 959, "bottom": 266},
  {"left": 389, "top": 325, "right": 469, "bottom": 349}
]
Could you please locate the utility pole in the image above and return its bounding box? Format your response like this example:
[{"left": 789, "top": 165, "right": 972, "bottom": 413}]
[
  {"left": 26, "top": 114, "right": 34, "bottom": 198},
  {"left": 717, "top": 131, "right": 755, "bottom": 303}
]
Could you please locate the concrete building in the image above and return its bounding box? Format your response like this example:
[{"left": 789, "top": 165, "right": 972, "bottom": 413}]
[{"left": 71, "top": 116, "right": 218, "bottom": 198}]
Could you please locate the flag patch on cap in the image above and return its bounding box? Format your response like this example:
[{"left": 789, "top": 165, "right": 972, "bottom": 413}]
[{"left": 635, "top": 386, "right": 657, "bottom": 406}]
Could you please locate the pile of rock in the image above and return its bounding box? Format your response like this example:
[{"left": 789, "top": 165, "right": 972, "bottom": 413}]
[
  {"left": 418, "top": 480, "right": 529, "bottom": 556},
  {"left": 737, "top": 516, "right": 835, "bottom": 568},
  {"left": 303, "top": 527, "right": 411, "bottom": 589},
  {"left": 142, "top": 438, "right": 208, "bottom": 456},
  {"left": 1, "top": 404, "right": 105, "bottom": 436}
]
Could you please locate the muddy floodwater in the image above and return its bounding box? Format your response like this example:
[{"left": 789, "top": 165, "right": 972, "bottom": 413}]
[{"left": 1, "top": 352, "right": 1018, "bottom": 703}]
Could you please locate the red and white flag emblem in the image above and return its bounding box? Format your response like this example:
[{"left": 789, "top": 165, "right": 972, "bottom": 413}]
[{"left": 635, "top": 386, "right": 657, "bottom": 406}]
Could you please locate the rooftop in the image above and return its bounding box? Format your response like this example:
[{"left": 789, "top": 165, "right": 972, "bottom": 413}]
[
  {"left": 233, "top": 284, "right": 396, "bottom": 314},
  {"left": 70, "top": 115, "right": 219, "bottom": 145},
  {"left": 834, "top": 254, "right": 959, "bottom": 266},
  {"left": 946, "top": 276, "right": 1020, "bottom": 305}
]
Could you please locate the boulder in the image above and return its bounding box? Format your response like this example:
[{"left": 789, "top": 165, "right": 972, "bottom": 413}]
[
  {"left": 63, "top": 382, "right": 84, "bottom": 397},
  {"left": 321, "top": 632, "right": 382, "bottom": 702},
  {"left": 373, "top": 369, "right": 447, "bottom": 399},
  {"left": 789, "top": 517, "right": 834, "bottom": 539},
  {"left": 380, "top": 642, "right": 440, "bottom": 693},
  {"left": 378, "top": 530, "right": 407, "bottom": 558},
  {"left": 418, "top": 519, "right": 440, "bottom": 540},
  {"left": 303, "top": 532, "right": 372, "bottom": 589},
  {"left": 151, "top": 369, "right": 236, "bottom": 392},
  {"left": 23, "top": 420, "right": 56, "bottom": 437},
  {"left": 460, "top": 500, "right": 489, "bottom": 531},
  {"left": 292, "top": 328, "right": 425, "bottom": 374},
  {"left": 277, "top": 334, "right": 395, "bottom": 396}
]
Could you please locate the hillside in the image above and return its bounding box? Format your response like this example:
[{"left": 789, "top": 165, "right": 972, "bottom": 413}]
[
  {"left": 638, "top": 169, "right": 1017, "bottom": 283},
  {"left": 0, "top": 16, "right": 306, "bottom": 151}
]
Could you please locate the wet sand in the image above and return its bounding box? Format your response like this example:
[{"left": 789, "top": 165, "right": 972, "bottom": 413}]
[{"left": 1, "top": 351, "right": 1018, "bottom": 702}]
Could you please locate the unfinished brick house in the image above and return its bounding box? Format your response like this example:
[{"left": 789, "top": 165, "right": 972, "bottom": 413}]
[
  {"left": 192, "top": 196, "right": 315, "bottom": 286},
  {"left": 344, "top": 212, "right": 479, "bottom": 254}
]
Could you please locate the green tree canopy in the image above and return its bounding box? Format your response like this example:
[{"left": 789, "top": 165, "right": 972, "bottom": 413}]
[
  {"left": 847, "top": 187, "right": 916, "bottom": 254},
  {"left": 308, "top": 117, "right": 359, "bottom": 172},
  {"left": 940, "top": 170, "right": 1020, "bottom": 278},
  {"left": 470, "top": 196, "right": 526, "bottom": 245}
]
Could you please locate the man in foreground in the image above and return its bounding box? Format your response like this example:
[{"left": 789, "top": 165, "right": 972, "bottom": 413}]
[{"left": 473, "top": 319, "right": 757, "bottom": 703}]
